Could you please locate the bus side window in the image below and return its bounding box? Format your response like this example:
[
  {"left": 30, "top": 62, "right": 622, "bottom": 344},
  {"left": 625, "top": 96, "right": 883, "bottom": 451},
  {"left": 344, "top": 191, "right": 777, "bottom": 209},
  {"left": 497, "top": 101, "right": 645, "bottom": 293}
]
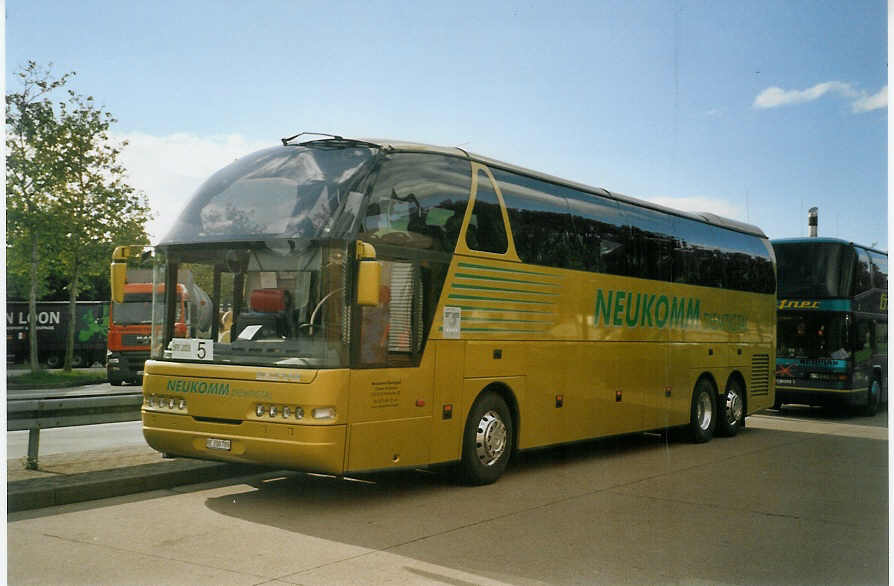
[
  {"left": 467, "top": 170, "right": 508, "bottom": 254},
  {"left": 565, "top": 192, "right": 627, "bottom": 275},
  {"left": 855, "top": 248, "right": 872, "bottom": 294},
  {"left": 869, "top": 251, "right": 888, "bottom": 290},
  {"left": 491, "top": 168, "right": 575, "bottom": 269}
]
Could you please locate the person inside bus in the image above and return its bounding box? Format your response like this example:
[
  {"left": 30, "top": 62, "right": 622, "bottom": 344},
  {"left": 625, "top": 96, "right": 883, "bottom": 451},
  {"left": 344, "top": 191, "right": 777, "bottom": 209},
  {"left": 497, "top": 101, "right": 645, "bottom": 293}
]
[{"left": 790, "top": 319, "right": 809, "bottom": 356}]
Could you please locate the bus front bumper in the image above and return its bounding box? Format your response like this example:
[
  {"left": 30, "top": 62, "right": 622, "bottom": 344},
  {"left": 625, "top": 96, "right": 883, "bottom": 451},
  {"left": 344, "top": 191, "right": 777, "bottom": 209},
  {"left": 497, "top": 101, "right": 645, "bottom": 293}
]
[
  {"left": 142, "top": 411, "right": 346, "bottom": 475},
  {"left": 775, "top": 386, "right": 869, "bottom": 407}
]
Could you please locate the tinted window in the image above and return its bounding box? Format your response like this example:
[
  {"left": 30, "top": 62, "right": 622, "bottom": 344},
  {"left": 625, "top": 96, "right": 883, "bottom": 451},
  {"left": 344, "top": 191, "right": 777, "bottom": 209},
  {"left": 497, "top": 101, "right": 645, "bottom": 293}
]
[
  {"left": 869, "top": 251, "right": 888, "bottom": 290},
  {"left": 491, "top": 168, "right": 575, "bottom": 268},
  {"left": 774, "top": 242, "right": 853, "bottom": 298},
  {"left": 165, "top": 145, "right": 376, "bottom": 244},
  {"left": 855, "top": 248, "right": 872, "bottom": 294},
  {"left": 466, "top": 170, "right": 508, "bottom": 254},
  {"left": 565, "top": 191, "right": 628, "bottom": 274},
  {"left": 619, "top": 202, "right": 672, "bottom": 281},
  {"left": 673, "top": 217, "right": 725, "bottom": 288},
  {"left": 360, "top": 153, "right": 471, "bottom": 252}
]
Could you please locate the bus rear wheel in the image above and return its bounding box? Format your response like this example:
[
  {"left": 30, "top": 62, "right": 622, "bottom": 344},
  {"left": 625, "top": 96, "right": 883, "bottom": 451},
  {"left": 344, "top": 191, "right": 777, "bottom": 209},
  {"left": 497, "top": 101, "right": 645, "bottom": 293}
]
[
  {"left": 459, "top": 392, "right": 513, "bottom": 485},
  {"left": 688, "top": 378, "right": 717, "bottom": 443},
  {"left": 716, "top": 379, "right": 745, "bottom": 437}
]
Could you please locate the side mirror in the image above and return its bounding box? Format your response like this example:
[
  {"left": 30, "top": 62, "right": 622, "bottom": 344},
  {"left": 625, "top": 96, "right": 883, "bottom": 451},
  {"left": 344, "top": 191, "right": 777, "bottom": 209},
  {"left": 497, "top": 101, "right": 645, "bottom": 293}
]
[
  {"left": 111, "top": 262, "right": 127, "bottom": 303},
  {"left": 356, "top": 241, "right": 381, "bottom": 307}
]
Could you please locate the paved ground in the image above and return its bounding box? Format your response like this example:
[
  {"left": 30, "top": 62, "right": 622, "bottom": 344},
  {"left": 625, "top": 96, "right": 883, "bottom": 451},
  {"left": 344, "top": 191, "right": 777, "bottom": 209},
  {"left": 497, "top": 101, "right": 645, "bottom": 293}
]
[{"left": 7, "top": 409, "right": 889, "bottom": 585}]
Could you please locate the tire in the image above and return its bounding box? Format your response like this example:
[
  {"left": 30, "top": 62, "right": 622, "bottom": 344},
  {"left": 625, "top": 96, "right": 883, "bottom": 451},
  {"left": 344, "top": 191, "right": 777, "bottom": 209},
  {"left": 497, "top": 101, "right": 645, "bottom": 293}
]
[
  {"left": 45, "top": 354, "right": 62, "bottom": 369},
  {"left": 71, "top": 353, "right": 87, "bottom": 368},
  {"left": 863, "top": 379, "right": 881, "bottom": 417},
  {"left": 716, "top": 378, "right": 745, "bottom": 437},
  {"left": 459, "top": 392, "right": 513, "bottom": 485},
  {"left": 109, "top": 376, "right": 125, "bottom": 387},
  {"left": 688, "top": 378, "right": 717, "bottom": 443}
]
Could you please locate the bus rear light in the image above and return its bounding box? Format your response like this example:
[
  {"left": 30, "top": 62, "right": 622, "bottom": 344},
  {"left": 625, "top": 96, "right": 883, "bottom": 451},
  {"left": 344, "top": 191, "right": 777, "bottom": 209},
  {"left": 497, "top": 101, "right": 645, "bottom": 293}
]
[
  {"left": 295, "top": 407, "right": 304, "bottom": 419},
  {"left": 283, "top": 407, "right": 291, "bottom": 418},
  {"left": 312, "top": 407, "right": 335, "bottom": 420},
  {"left": 256, "top": 404, "right": 265, "bottom": 417},
  {"left": 269, "top": 406, "right": 278, "bottom": 417},
  {"left": 178, "top": 399, "right": 186, "bottom": 410}
]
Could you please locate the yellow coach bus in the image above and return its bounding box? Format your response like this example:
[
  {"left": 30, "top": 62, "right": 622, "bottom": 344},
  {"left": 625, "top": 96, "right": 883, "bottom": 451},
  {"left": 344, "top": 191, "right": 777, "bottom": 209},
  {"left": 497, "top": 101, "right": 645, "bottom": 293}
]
[{"left": 115, "top": 133, "right": 776, "bottom": 484}]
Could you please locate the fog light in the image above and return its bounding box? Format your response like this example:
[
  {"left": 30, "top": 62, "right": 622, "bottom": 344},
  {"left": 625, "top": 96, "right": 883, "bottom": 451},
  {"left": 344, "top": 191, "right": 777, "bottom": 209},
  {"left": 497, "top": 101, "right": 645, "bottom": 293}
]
[
  {"left": 312, "top": 407, "right": 335, "bottom": 419},
  {"left": 256, "top": 404, "right": 265, "bottom": 417}
]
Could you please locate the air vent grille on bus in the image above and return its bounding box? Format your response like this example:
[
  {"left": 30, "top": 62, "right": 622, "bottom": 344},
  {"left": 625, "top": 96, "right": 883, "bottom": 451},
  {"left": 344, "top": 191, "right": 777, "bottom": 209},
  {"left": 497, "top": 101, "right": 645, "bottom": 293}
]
[{"left": 751, "top": 354, "right": 770, "bottom": 396}]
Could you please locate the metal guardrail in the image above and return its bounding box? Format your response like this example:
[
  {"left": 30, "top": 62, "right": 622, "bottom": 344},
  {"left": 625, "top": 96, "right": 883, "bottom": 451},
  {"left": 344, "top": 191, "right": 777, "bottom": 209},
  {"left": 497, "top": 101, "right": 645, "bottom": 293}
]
[{"left": 8, "top": 392, "right": 143, "bottom": 469}]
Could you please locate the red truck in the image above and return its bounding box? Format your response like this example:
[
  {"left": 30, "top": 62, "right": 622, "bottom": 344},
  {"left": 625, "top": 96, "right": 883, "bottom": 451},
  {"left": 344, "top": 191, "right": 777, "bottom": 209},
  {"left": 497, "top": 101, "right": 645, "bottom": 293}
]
[{"left": 107, "top": 280, "right": 211, "bottom": 386}]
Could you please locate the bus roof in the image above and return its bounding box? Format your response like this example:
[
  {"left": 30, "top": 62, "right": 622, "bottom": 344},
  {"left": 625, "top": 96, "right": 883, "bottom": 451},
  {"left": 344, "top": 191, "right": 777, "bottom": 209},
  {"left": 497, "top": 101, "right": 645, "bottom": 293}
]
[
  {"left": 320, "top": 136, "right": 768, "bottom": 239},
  {"left": 771, "top": 237, "right": 887, "bottom": 256}
]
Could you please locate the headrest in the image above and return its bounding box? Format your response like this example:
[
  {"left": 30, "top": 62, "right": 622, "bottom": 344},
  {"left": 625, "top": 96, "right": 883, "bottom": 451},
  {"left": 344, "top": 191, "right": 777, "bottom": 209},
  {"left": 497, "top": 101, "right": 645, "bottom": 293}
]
[{"left": 250, "top": 288, "right": 289, "bottom": 312}]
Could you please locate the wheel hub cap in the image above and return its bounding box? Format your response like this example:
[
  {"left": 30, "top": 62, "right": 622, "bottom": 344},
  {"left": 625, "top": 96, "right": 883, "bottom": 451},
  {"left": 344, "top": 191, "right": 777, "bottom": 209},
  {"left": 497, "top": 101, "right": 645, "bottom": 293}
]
[
  {"left": 697, "top": 393, "right": 713, "bottom": 430},
  {"left": 725, "top": 390, "right": 743, "bottom": 426},
  {"left": 476, "top": 410, "right": 507, "bottom": 467}
]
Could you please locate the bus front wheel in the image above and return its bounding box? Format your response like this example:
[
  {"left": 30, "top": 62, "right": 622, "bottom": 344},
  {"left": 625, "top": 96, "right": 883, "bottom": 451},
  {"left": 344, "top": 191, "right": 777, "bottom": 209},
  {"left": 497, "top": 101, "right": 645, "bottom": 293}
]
[
  {"left": 863, "top": 379, "right": 881, "bottom": 417},
  {"left": 716, "top": 378, "right": 744, "bottom": 437},
  {"left": 459, "top": 392, "right": 513, "bottom": 485},
  {"left": 688, "top": 378, "right": 717, "bottom": 443}
]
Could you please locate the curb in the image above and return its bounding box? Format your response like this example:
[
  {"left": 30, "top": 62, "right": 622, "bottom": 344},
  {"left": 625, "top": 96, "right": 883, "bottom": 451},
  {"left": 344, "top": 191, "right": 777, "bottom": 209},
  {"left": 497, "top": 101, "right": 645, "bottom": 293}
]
[
  {"left": 7, "top": 379, "right": 108, "bottom": 390},
  {"left": 8, "top": 459, "right": 266, "bottom": 512}
]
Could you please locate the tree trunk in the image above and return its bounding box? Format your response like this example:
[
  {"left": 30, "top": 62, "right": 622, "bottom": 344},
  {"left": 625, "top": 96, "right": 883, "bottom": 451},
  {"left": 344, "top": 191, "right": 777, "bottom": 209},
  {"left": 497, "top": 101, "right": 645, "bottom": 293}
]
[
  {"left": 28, "top": 230, "right": 40, "bottom": 373},
  {"left": 64, "top": 261, "right": 80, "bottom": 372}
]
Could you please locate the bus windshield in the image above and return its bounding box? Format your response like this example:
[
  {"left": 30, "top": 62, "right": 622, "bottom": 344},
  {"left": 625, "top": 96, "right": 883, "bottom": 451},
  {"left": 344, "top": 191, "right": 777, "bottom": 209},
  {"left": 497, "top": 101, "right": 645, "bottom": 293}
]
[
  {"left": 775, "top": 241, "right": 856, "bottom": 298},
  {"left": 777, "top": 311, "right": 851, "bottom": 360},
  {"left": 163, "top": 143, "right": 376, "bottom": 245},
  {"left": 156, "top": 240, "right": 350, "bottom": 369}
]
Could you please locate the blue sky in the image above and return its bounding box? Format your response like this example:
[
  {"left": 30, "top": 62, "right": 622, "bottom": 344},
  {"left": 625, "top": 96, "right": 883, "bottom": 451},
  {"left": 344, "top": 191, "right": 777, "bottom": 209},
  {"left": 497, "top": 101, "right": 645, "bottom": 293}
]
[{"left": 6, "top": 0, "right": 888, "bottom": 248}]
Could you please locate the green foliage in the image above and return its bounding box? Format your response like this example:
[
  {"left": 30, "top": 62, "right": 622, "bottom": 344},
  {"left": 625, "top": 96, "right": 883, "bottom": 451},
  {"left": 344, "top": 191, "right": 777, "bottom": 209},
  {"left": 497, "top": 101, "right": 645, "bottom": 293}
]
[{"left": 6, "top": 61, "right": 153, "bottom": 371}]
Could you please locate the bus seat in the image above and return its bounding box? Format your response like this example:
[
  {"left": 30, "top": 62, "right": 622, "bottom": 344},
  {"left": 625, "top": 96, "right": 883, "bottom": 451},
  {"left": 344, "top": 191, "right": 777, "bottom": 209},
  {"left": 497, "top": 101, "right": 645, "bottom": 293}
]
[{"left": 234, "top": 289, "right": 293, "bottom": 340}]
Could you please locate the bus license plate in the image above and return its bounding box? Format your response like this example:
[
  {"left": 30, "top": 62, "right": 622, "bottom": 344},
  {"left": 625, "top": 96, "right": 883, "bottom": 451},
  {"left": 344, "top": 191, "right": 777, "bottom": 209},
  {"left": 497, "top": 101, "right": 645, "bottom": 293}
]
[{"left": 206, "top": 438, "right": 231, "bottom": 451}]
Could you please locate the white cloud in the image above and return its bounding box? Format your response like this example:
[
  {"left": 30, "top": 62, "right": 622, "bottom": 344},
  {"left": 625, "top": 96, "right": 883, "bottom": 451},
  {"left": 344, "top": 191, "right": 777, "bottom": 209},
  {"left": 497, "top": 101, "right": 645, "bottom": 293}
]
[
  {"left": 753, "top": 82, "right": 887, "bottom": 113},
  {"left": 753, "top": 81, "right": 857, "bottom": 109},
  {"left": 641, "top": 195, "right": 745, "bottom": 221},
  {"left": 852, "top": 85, "right": 887, "bottom": 113},
  {"left": 113, "top": 132, "right": 271, "bottom": 242}
]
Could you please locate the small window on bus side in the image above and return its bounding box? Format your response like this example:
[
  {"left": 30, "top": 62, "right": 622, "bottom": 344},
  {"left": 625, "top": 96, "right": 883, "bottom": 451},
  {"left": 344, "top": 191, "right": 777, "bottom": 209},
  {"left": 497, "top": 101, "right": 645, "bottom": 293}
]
[
  {"left": 855, "top": 249, "right": 872, "bottom": 294},
  {"left": 491, "top": 168, "right": 576, "bottom": 268},
  {"left": 466, "top": 170, "right": 508, "bottom": 254}
]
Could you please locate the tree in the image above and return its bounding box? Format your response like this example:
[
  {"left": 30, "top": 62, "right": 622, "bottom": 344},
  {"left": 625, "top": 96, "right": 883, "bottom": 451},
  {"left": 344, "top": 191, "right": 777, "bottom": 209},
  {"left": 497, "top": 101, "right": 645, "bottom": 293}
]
[
  {"left": 51, "top": 82, "right": 152, "bottom": 371},
  {"left": 6, "top": 62, "right": 73, "bottom": 371},
  {"left": 6, "top": 61, "right": 152, "bottom": 371}
]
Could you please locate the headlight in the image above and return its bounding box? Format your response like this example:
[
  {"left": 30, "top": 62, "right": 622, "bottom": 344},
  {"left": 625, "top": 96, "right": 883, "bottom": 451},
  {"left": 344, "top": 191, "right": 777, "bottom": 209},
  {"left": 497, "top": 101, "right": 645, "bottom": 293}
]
[{"left": 312, "top": 407, "right": 336, "bottom": 420}]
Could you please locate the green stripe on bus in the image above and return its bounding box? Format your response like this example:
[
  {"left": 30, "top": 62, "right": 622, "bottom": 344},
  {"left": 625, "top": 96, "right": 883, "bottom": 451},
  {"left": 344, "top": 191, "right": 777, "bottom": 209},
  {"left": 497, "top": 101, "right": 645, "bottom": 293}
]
[
  {"left": 448, "top": 294, "right": 553, "bottom": 305},
  {"left": 461, "top": 317, "right": 555, "bottom": 324},
  {"left": 455, "top": 272, "right": 560, "bottom": 287},
  {"left": 457, "top": 262, "right": 557, "bottom": 278},
  {"left": 452, "top": 283, "right": 559, "bottom": 296},
  {"left": 438, "top": 327, "right": 550, "bottom": 333},
  {"left": 449, "top": 305, "right": 557, "bottom": 314}
]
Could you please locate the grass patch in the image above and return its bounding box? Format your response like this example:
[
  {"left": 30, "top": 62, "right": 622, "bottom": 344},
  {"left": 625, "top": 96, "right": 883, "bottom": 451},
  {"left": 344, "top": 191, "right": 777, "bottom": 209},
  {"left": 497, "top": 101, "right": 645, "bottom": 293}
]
[{"left": 8, "top": 369, "right": 107, "bottom": 386}]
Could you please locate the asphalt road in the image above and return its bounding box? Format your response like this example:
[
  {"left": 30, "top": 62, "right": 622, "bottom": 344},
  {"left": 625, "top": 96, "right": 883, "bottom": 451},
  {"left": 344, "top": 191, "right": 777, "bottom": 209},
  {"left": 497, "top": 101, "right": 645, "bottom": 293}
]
[{"left": 7, "top": 408, "right": 889, "bottom": 585}]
